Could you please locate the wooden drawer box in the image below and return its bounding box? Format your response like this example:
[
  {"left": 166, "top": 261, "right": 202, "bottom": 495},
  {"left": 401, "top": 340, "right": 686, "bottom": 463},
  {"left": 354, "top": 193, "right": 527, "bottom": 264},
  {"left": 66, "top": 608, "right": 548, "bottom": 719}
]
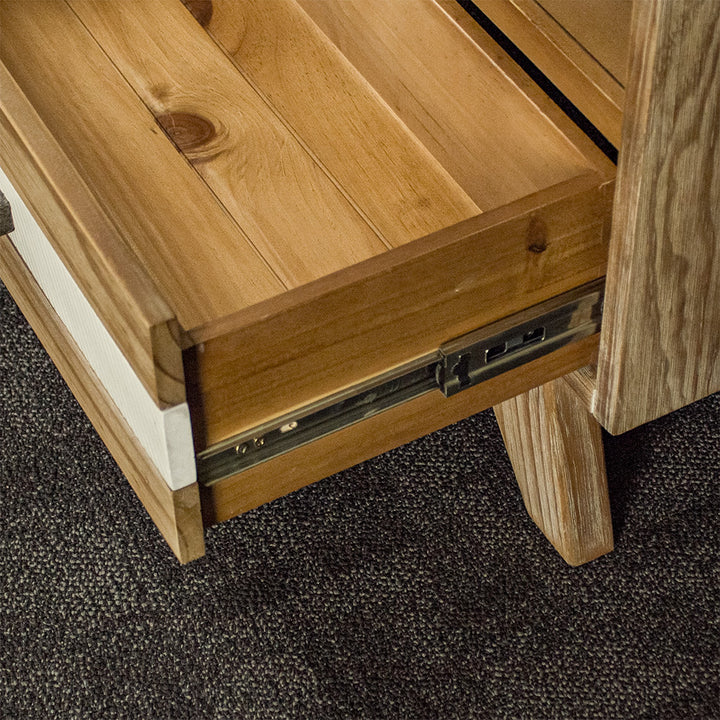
[{"left": 0, "top": 0, "right": 618, "bottom": 561}]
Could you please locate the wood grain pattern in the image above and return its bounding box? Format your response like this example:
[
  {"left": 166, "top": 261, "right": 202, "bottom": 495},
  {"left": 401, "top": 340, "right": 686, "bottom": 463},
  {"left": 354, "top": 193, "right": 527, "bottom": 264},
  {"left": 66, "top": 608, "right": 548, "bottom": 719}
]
[
  {"left": 187, "top": 174, "right": 614, "bottom": 448},
  {"left": 0, "top": 1, "right": 284, "bottom": 330},
  {"left": 180, "top": 0, "right": 213, "bottom": 27},
  {"left": 562, "top": 364, "right": 597, "bottom": 411},
  {"left": 0, "top": 0, "right": 632, "bottom": 562},
  {"left": 202, "top": 335, "right": 600, "bottom": 525},
  {"left": 70, "top": 0, "right": 390, "bottom": 288},
  {"left": 494, "top": 370, "right": 613, "bottom": 566},
  {"left": 204, "top": 0, "right": 479, "bottom": 245},
  {"left": 298, "top": 0, "right": 606, "bottom": 208},
  {"left": 0, "top": 63, "right": 185, "bottom": 407},
  {"left": 537, "top": 0, "right": 632, "bottom": 85},
  {"left": 595, "top": 0, "right": 720, "bottom": 434},
  {"left": 0, "top": 236, "right": 205, "bottom": 563},
  {"left": 475, "top": 0, "right": 628, "bottom": 147}
]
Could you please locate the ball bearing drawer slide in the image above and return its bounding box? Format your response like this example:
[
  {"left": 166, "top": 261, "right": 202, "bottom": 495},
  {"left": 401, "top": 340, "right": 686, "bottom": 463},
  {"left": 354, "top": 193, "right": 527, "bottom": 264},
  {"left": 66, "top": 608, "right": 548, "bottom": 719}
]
[{"left": 197, "top": 279, "right": 604, "bottom": 485}]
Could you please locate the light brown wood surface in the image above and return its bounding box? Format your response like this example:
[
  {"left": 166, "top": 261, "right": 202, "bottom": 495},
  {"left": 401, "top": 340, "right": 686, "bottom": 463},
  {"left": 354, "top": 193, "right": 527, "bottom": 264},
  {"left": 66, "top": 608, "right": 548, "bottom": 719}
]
[
  {"left": 188, "top": 175, "right": 614, "bottom": 448},
  {"left": 595, "top": 0, "right": 720, "bottom": 434},
  {"left": 0, "top": 64, "right": 185, "bottom": 407},
  {"left": 495, "top": 370, "right": 613, "bottom": 566},
  {"left": 0, "top": 0, "right": 623, "bottom": 561},
  {"left": 537, "top": 0, "right": 632, "bottom": 85},
  {"left": 0, "top": 235, "right": 205, "bottom": 563},
  {"left": 475, "top": 0, "right": 629, "bottom": 146},
  {"left": 204, "top": 0, "right": 479, "bottom": 248},
  {"left": 298, "top": 0, "right": 601, "bottom": 207},
  {"left": 70, "top": 0, "right": 392, "bottom": 288},
  {"left": 562, "top": 364, "right": 597, "bottom": 411},
  {"left": 202, "top": 334, "right": 600, "bottom": 525},
  {"left": 0, "top": 1, "right": 284, "bottom": 330},
  {"left": 1, "top": 0, "right": 611, "bottom": 336}
]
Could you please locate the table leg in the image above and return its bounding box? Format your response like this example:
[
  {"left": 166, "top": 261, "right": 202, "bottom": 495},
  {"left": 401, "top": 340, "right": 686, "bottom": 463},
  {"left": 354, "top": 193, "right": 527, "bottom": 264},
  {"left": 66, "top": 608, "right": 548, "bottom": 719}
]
[{"left": 494, "top": 370, "right": 613, "bottom": 565}]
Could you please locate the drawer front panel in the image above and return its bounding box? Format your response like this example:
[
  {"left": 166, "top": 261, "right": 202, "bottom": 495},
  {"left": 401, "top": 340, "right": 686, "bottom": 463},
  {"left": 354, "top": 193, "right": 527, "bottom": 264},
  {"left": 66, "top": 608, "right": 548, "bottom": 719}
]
[{"left": 0, "top": 167, "right": 196, "bottom": 492}]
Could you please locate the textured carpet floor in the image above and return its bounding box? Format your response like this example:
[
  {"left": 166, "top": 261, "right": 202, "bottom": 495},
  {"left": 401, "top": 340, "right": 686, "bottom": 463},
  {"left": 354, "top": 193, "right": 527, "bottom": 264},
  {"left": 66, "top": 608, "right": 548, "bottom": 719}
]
[{"left": 1, "top": 278, "right": 719, "bottom": 719}]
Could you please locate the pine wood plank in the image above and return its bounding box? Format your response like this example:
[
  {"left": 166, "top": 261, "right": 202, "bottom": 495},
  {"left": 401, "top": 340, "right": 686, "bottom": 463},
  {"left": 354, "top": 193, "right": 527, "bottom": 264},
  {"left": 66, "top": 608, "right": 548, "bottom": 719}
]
[
  {"left": 595, "top": 0, "right": 720, "bottom": 434},
  {"left": 0, "top": 235, "right": 205, "bottom": 563},
  {"left": 494, "top": 370, "right": 613, "bottom": 566},
  {"left": 297, "top": 0, "right": 608, "bottom": 209},
  {"left": 0, "top": 63, "right": 186, "bottom": 407},
  {"left": 474, "top": 0, "right": 628, "bottom": 146},
  {"left": 537, "top": 0, "right": 632, "bottom": 85},
  {"left": 70, "top": 0, "right": 390, "bottom": 289},
  {"left": 0, "top": 0, "right": 284, "bottom": 331},
  {"left": 202, "top": 0, "right": 479, "bottom": 246},
  {"left": 187, "top": 174, "right": 614, "bottom": 448},
  {"left": 202, "top": 335, "right": 600, "bottom": 526}
]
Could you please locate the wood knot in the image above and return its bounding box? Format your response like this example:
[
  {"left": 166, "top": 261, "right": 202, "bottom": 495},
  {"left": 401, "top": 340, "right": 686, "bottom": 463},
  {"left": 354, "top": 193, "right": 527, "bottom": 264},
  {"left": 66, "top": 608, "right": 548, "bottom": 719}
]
[
  {"left": 180, "top": 0, "right": 213, "bottom": 27},
  {"left": 156, "top": 112, "right": 216, "bottom": 154},
  {"left": 526, "top": 216, "right": 548, "bottom": 254}
]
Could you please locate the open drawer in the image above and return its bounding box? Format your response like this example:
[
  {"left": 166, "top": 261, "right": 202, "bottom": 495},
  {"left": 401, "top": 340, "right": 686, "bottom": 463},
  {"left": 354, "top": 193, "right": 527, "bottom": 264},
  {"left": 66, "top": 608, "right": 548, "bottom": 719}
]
[{"left": 0, "top": 0, "right": 617, "bottom": 561}]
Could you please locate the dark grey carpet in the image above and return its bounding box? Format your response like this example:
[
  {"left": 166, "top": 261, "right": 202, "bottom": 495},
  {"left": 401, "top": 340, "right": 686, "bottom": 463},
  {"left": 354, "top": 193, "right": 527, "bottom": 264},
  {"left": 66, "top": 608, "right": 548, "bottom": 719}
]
[
  {"left": 1, "top": 278, "right": 718, "bottom": 719},
  {"left": 0, "top": 191, "right": 13, "bottom": 237}
]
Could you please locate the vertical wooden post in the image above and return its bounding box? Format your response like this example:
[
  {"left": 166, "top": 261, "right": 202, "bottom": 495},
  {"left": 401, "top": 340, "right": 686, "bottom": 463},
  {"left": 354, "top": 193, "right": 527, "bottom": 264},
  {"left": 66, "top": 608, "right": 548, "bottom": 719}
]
[
  {"left": 494, "top": 370, "right": 613, "bottom": 566},
  {"left": 595, "top": 0, "right": 720, "bottom": 434}
]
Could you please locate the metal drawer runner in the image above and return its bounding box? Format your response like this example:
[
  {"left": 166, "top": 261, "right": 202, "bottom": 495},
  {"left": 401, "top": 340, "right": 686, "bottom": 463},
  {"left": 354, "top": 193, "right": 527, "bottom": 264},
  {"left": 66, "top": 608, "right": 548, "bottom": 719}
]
[{"left": 197, "top": 279, "right": 603, "bottom": 485}]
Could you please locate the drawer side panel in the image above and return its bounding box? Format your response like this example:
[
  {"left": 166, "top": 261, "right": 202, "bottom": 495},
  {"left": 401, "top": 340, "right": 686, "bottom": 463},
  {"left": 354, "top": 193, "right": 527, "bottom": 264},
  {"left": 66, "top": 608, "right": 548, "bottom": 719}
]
[
  {"left": 0, "top": 235, "right": 204, "bottom": 561},
  {"left": 189, "top": 175, "right": 613, "bottom": 449},
  {"left": 201, "top": 334, "right": 599, "bottom": 526},
  {"left": 0, "top": 168, "right": 196, "bottom": 491}
]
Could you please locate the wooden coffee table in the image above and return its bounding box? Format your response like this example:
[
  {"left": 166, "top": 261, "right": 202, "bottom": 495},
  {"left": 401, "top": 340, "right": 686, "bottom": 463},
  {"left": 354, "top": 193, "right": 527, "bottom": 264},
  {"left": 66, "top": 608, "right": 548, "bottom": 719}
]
[{"left": 1, "top": 0, "right": 717, "bottom": 565}]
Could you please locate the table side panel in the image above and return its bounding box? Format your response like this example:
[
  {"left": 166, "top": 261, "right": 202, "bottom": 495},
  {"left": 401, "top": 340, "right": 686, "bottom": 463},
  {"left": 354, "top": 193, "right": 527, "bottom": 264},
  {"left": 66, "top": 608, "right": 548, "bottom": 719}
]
[{"left": 595, "top": 0, "right": 720, "bottom": 433}]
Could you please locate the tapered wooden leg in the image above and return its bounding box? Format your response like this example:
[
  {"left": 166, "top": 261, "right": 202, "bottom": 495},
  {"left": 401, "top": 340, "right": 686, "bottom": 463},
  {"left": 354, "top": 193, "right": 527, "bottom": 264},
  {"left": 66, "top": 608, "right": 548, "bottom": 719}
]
[{"left": 494, "top": 370, "right": 613, "bottom": 566}]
